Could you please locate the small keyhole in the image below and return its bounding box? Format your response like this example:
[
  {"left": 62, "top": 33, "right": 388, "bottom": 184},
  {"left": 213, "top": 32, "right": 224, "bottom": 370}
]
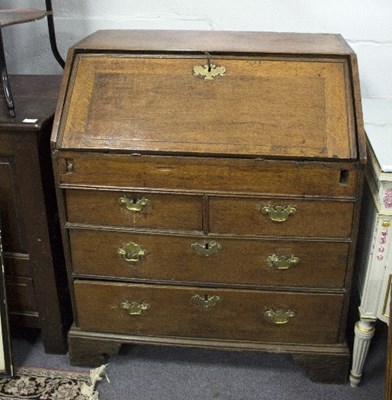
[
  {"left": 205, "top": 243, "right": 209, "bottom": 249},
  {"left": 339, "top": 170, "right": 349, "bottom": 185},
  {"left": 65, "top": 158, "right": 74, "bottom": 173},
  {"left": 205, "top": 52, "right": 212, "bottom": 72}
]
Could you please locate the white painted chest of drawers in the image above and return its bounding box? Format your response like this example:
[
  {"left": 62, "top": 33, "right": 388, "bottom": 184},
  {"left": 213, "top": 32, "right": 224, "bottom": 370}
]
[{"left": 350, "top": 98, "right": 392, "bottom": 386}]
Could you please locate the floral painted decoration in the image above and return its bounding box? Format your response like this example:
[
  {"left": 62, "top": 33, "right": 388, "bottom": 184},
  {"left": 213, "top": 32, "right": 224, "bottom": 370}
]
[{"left": 383, "top": 188, "right": 392, "bottom": 208}]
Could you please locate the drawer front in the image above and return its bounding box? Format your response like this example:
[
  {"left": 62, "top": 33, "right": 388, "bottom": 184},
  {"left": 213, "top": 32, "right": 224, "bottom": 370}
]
[
  {"left": 57, "top": 153, "right": 359, "bottom": 198},
  {"left": 70, "top": 229, "right": 349, "bottom": 288},
  {"left": 0, "top": 160, "right": 27, "bottom": 253},
  {"left": 65, "top": 189, "right": 203, "bottom": 231},
  {"left": 6, "top": 276, "right": 37, "bottom": 313},
  {"left": 74, "top": 280, "right": 344, "bottom": 345},
  {"left": 0, "top": 134, "right": 12, "bottom": 156},
  {"left": 3, "top": 255, "right": 31, "bottom": 277},
  {"left": 209, "top": 197, "right": 354, "bottom": 238}
]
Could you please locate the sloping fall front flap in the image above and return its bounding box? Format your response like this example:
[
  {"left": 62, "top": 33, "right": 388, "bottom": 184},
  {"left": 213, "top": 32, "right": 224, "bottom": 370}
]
[{"left": 58, "top": 54, "right": 357, "bottom": 161}]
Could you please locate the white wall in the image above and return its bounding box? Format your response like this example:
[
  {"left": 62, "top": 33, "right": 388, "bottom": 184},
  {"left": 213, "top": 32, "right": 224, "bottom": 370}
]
[{"left": 2, "top": 0, "right": 392, "bottom": 99}]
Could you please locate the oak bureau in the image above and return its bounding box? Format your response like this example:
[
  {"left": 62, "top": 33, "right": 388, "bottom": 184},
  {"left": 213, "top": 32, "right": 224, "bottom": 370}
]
[{"left": 51, "top": 30, "right": 366, "bottom": 383}]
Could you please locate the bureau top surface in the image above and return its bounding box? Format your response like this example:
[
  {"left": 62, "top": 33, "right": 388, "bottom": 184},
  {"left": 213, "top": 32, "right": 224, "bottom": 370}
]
[
  {"left": 72, "top": 30, "right": 354, "bottom": 55},
  {"left": 53, "top": 30, "right": 364, "bottom": 161}
]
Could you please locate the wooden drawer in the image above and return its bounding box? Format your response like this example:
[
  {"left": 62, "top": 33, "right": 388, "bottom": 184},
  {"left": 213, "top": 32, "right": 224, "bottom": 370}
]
[
  {"left": 209, "top": 197, "right": 354, "bottom": 238},
  {"left": 57, "top": 152, "right": 359, "bottom": 198},
  {"left": 3, "top": 255, "right": 31, "bottom": 277},
  {"left": 65, "top": 189, "right": 203, "bottom": 231},
  {"left": 6, "top": 276, "right": 37, "bottom": 312},
  {"left": 70, "top": 229, "right": 349, "bottom": 288},
  {"left": 74, "top": 280, "right": 344, "bottom": 344},
  {"left": 0, "top": 159, "right": 27, "bottom": 253}
]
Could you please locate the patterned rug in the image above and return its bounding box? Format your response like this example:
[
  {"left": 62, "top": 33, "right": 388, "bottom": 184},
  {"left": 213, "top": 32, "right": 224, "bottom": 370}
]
[{"left": 0, "top": 366, "right": 106, "bottom": 399}]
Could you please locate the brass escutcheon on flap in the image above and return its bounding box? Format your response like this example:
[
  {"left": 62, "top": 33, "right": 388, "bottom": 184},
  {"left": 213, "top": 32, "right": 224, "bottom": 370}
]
[
  {"left": 191, "top": 241, "right": 222, "bottom": 256},
  {"left": 121, "top": 300, "right": 150, "bottom": 316},
  {"left": 118, "top": 242, "right": 146, "bottom": 263},
  {"left": 193, "top": 52, "right": 226, "bottom": 80},
  {"left": 261, "top": 205, "right": 296, "bottom": 222},
  {"left": 118, "top": 195, "right": 150, "bottom": 212},
  {"left": 193, "top": 64, "right": 226, "bottom": 80},
  {"left": 191, "top": 294, "right": 222, "bottom": 310},
  {"left": 266, "top": 254, "right": 300, "bottom": 270},
  {"left": 264, "top": 308, "right": 296, "bottom": 324}
]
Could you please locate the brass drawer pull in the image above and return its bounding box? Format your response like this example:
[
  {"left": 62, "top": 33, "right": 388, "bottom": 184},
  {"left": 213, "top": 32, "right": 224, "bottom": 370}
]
[
  {"left": 266, "top": 254, "right": 300, "bottom": 270},
  {"left": 191, "top": 294, "right": 222, "bottom": 309},
  {"left": 261, "top": 205, "right": 296, "bottom": 222},
  {"left": 118, "top": 242, "right": 146, "bottom": 263},
  {"left": 191, "top": 241, "right": 222, "bottom": 256},
  {"left": 121, "top": 300, "right": 150, "bottom": 316},
  {"left": 264, "top": 308, "right": 296, "bottom": 324},
  {"left": 118, "top": 195, "right": 150, "bottom": 212}
]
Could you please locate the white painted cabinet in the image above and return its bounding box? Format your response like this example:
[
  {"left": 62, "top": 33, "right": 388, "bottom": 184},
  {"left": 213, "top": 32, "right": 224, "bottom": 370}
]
[{"left": 350, "top": 98, "right": 392, "bottom": 387}]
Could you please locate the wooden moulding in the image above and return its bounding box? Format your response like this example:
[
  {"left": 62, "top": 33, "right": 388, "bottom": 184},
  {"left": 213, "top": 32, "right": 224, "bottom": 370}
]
[{"left": 68, "top": 325, "right": 351, "bottom": 384}]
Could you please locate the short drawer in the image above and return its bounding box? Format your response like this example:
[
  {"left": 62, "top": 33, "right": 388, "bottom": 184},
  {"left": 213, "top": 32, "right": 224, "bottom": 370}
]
[
  {"left": 209, "top": 197, "right": 354, "bottom": 238},
  {"left": 70, "top": 229, "right": 349, "bottom": 288},
  {"left": 65, "top": 189, "right": 203, "bottom": 231},
  {"left": 74, "top": 280, "right": 344, "bottom": 345},
  {"left": 6, "top": 276, "right": 37, "bottom": 313}
]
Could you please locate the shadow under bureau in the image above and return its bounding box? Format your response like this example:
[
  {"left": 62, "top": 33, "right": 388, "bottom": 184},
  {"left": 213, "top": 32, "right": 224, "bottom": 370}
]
[{"left": 51, "top": 30, "right": 366, "bottom": 383}]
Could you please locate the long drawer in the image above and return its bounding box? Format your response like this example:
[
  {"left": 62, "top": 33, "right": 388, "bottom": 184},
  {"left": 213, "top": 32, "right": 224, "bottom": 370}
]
[
  {"left": 74, "top": 280, "right": 344, "bottom": 344},
  {"left": 69, "top": 229, "right": 349, "bottom": 288},
  {"left": 57, "top": 153, "right": 359, "bottom": 198},
  {"left": 65, "top": 189, "right": 203, "bottom": 231}
]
